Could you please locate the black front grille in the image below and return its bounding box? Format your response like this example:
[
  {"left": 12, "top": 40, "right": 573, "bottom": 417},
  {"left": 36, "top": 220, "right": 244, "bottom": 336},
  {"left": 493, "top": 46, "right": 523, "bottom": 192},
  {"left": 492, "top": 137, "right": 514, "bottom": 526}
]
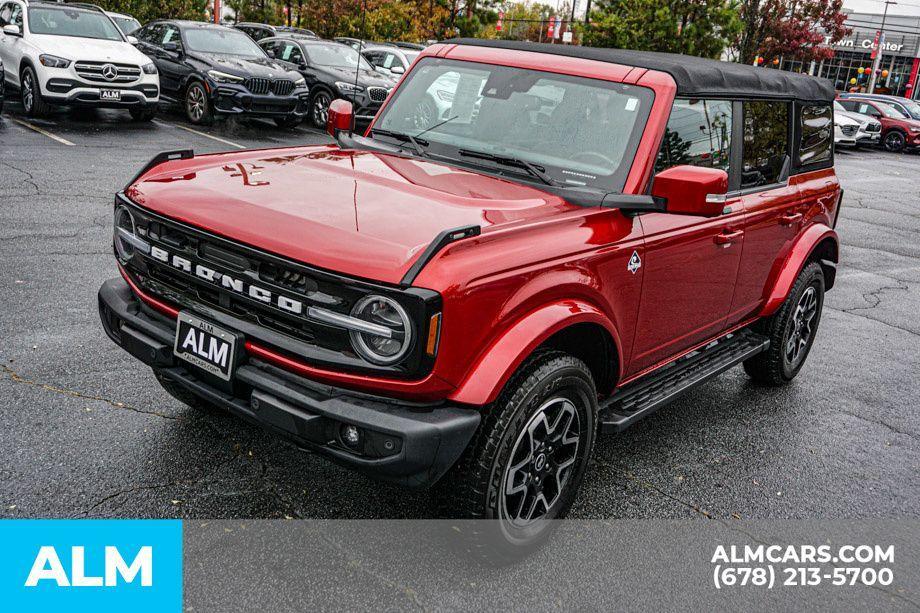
[
  {"left": 246, "top": 78, "right": 295, "bottom": 96},
  {"left": 367, "top": 86, "right": 389, "bottom": 103},
  {"left": 116, "top": 197, "right": 438, "bottom": 378}
]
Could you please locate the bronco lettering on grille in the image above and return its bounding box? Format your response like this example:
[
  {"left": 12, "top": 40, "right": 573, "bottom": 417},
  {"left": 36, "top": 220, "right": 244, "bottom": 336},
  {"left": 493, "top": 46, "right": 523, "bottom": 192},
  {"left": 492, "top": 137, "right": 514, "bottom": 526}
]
[{"left": 149, "top": 245, "right": 304, "bottom": 315}]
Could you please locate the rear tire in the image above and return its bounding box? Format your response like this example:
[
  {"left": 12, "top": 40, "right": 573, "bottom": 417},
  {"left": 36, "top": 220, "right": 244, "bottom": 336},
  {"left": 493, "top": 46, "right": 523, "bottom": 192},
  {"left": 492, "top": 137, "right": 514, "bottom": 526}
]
[
  {"left": 20, "top": 67, "right": 50, "bottom": 117},
  {"left": 129, "top": 106, "right": 157, "bottom": 121},
  {"left": 153, "top": 369, "right": 219, "bottom": 413},
  {"left": 743, "top": 261, "right": 825, "bottom": 385},
  {"left": 437, "top": 350, "right": 597, "bottom": 562}
]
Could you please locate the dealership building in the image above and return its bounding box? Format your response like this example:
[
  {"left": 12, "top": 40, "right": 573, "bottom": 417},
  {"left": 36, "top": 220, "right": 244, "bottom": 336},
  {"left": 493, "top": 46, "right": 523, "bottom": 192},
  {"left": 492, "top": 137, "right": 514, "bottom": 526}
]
[{"left": 779, "top": 11, "right": 920, "bottom": 98}]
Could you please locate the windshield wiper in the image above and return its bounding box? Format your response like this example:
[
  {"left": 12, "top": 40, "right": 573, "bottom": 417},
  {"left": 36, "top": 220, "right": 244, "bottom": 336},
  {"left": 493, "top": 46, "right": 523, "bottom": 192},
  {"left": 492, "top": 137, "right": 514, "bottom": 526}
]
[
  {"left": 370, "top": 129, "right": 428, "bottom": 157},
  {"left": 458, "top": 149, "right": 559, "bottom": 186}
]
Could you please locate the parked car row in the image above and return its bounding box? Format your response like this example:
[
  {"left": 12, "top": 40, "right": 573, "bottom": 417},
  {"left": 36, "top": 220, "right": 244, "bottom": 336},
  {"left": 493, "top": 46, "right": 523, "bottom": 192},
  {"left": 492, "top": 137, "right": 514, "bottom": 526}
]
[
  {"left": 831, "top": 92, "right": 920, "bottom": 153},
  {"left": 0, "top": 1, "right": 424, "bottom": 128}
]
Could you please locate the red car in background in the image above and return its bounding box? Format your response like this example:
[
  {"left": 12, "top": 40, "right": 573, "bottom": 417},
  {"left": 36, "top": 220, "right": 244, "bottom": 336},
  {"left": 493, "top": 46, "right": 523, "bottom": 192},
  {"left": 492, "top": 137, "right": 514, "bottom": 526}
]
[{"left": 837, "top": 97, "right": 920, "bottom": 152}]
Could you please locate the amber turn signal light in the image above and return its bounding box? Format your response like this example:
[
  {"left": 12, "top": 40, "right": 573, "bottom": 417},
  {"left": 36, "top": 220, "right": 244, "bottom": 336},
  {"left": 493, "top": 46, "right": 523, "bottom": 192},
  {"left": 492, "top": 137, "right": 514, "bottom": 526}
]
[{"left": 426, "top": 313, "right": 442, "bottom": 357}]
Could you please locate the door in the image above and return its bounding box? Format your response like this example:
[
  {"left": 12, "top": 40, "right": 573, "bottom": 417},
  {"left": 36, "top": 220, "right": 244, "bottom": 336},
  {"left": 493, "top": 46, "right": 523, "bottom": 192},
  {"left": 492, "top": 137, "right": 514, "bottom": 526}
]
[
  {"left": 155, "top": 24, "right": 186, "bottom": 96},
  {"left": 728, "top": 100, "right": 801, "bottom": 323},
  {"left": 628, "top": 99, "right": 742, "bottom": 376},
  {"left": 0, "top": 1, "right": 24, "bottom": 86}
]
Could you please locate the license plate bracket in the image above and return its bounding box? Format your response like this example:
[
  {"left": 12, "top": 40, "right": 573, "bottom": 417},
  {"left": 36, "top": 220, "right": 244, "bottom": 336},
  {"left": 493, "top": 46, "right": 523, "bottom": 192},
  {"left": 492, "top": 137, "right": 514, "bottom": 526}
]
[{"left": 173, "top": 312, "right": 241, "bottom": 381}]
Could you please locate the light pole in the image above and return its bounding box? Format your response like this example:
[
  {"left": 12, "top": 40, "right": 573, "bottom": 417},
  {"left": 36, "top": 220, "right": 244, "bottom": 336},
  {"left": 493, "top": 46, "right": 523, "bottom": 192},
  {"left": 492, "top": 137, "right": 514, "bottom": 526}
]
[{"left": 868, "top": 0, "right": 896, "bottom": 93}]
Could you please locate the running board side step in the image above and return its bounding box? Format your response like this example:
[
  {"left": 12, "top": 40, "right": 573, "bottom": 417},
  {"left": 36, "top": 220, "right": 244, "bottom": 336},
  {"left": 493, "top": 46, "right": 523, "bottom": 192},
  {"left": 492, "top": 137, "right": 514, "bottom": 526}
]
[{"left": 599, "top": 328, "right": 770, "bottom": 433}]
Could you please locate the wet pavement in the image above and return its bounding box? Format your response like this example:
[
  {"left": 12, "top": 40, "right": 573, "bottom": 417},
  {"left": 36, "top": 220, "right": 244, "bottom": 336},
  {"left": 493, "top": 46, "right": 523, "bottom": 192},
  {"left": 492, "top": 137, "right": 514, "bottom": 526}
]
[{"left": 1, "top": 102, "right": 918, "bottom": 521}]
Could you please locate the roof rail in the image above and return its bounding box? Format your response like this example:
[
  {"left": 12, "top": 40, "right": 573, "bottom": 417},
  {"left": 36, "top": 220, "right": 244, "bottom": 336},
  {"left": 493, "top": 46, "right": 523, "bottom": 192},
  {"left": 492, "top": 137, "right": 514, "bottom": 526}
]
[{"left": 26, "top": 0, "right": 107, "bottom": 13}]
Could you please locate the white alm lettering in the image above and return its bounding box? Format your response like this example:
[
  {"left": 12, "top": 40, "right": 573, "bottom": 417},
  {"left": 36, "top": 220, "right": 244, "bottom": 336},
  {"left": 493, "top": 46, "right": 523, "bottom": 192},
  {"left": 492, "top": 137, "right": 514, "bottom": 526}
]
[{"left": 25, "top": 546, "right": 153, "bottom": 587}]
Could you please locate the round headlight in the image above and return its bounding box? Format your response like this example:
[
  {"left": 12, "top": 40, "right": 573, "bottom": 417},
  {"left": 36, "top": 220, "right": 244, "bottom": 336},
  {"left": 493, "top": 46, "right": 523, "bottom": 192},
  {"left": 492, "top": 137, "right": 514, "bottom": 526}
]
[
  {"left": 114, "top": 205, "right": 137, "bottom": 261},
  {"left": 349, "top": 295, "right": 413, "bottom": 365}
]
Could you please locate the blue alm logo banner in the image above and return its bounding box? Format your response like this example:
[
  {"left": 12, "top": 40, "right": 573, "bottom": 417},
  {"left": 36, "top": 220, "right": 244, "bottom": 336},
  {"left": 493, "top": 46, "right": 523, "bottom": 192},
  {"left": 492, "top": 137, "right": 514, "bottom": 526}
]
[{"left": 0, "top": 520, "right": 182, "bottom": 613}]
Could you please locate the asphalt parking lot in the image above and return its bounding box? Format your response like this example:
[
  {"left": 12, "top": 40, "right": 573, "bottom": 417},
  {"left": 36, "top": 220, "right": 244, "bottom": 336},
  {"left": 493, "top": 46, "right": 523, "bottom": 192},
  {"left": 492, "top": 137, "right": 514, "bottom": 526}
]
[{"left": 1, "top": 100, "right": 919, "bottom": 522}]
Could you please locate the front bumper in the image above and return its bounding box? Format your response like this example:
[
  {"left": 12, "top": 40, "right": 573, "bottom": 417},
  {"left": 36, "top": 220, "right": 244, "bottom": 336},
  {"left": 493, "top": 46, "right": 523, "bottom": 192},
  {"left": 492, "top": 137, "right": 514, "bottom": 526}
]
[
  {"left": 856, "top": 131, "right": 881, "bottom": 145},
  {"left": 211, "top": 85, "right": 310, "bottom": 118},
  {"left": 42, "top": 79, "right": 159, "bottom": 108},
  {"left": 98, "top": 277, "right": 480, "bottom": 488}
]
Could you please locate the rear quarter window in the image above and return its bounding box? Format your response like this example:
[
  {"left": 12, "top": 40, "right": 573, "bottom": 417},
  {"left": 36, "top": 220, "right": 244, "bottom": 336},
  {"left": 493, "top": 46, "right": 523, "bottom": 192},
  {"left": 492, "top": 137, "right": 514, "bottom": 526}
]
[
  {"left": 798, "top": 104, "right": 832, "bottom": 166},
  {"left": 741, "top": 101, "right": 789, "bottom": 189}
]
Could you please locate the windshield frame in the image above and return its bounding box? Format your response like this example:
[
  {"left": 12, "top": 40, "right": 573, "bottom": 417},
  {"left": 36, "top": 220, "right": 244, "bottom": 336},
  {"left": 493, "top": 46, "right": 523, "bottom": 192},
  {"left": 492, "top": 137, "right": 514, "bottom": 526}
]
[
  {"left": 371, "top": 56, "right": 655, "bottom": 194},
  {"left": 183, "top": 27, "right": 267, "bottom": 58},
  {"left": 27, "top": 6, "right": 126, "bottom": 42}
]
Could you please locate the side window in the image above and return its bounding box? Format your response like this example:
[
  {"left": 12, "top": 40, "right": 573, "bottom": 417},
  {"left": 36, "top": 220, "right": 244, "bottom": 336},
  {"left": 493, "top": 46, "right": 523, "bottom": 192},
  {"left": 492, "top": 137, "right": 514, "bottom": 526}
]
[
  {"left": 798, "top": 104, "right": 832, "bottom": 166},
  {"left": 260, "top": 40, "right": 277, "bottom": 56},
  {"left": 389, "top": 53, "right": 405, "bottom": 69},
  {"left": 284, "top": 43, "right": 303, "bottom": 64},
  {"left": 655, "top": 99, "right": 732, "bottom": 174},
  {"left": 863, "top": 103, "right": 881, "bottom": 118},
  {"left": 364, "top": 51, "right": 382, "bottom": 66},
  {"left": 0, "top": 4, "right": 11, "bottom": 27},
  {"left": 741, "top": 101, "right": 789, "bottom": 189},
  {"left": 161, "top": 24, "right": 180, "bottom": 46},
  {"left": 9, "top": 2, "right": 20, "bottom": 26},
  {"left": 145, "top": 24, "right": 165, "bottom": 47}
]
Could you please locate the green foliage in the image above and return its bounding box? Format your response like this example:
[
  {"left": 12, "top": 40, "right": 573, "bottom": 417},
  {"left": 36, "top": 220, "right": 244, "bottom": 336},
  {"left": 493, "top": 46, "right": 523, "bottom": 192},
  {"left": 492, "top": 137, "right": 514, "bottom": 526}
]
[
  {"left": 93, "top": 0, "right": 209, "bottom": 23},
  {"left": 581, "top": 0, "right": 742, "bottom": 58}
]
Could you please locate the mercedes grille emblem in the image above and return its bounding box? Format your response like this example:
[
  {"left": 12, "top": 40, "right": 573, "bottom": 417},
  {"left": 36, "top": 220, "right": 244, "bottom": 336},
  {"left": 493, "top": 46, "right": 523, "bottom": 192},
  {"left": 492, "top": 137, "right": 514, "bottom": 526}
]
[{"left": 101, "top": 64, "right": 119, "bottom": 81}]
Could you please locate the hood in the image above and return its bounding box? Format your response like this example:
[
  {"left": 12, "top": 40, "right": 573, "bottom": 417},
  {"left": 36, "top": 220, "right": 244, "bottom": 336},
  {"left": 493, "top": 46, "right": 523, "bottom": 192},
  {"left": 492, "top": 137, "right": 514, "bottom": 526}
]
[
  {"left": 190, "top": 53, "right": 300, "bottom": 80},
  {"left": 836, "top": 109, "right": 876, "bottom": 127},
  {"left": 833, "top": 111, "right": 860, "bottom": 127},
  {"left": 320, "top": 65, "right": 393, "bottom": 88},
  {"left": 31, "top": 34, "right": 150, "bottom": 65},
  {"left": 126, "top": 147, "right": 577, "bottom": 285}
]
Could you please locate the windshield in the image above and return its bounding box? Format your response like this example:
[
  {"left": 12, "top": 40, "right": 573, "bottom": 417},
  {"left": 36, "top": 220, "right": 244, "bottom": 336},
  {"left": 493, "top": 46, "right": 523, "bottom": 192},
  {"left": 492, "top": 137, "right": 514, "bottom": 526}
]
[
  {"left": 110, "top": 15, "right": 140, "bottom": 35},
  {"left": 875, "top": 102, "right": 907, "bottom": 119},
  {"left": 306, "top": 42, "right": 372, "bottom": 70},
  {"left": 185, "top": 28, "right": 265, "bottom": 58},
  {"left": 373, "top": 58, "right": 653, "bottom": 191},
  {"left": 28, "top": 7, "right": 123, "bottom": 41}
]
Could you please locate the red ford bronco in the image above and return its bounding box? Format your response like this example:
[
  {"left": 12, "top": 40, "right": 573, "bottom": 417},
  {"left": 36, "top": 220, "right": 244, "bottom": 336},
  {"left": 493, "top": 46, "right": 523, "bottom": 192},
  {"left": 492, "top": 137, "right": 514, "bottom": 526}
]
[{"left": 99, "top": 39, "right": 841, "bottom": 548}]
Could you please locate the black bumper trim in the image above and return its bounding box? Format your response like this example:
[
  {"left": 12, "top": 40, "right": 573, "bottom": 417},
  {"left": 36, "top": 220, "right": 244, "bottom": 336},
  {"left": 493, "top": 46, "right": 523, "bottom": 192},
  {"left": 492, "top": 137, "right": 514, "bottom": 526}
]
[{"left": 98, "top": 277, "right": 479, "bottom": 488}]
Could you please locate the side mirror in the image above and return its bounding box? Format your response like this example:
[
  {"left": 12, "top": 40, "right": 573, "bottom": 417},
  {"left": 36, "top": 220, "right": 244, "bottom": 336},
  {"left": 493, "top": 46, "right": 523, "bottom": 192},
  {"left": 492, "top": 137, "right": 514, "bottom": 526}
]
[
  {"left": 2, "top": 24, "right": 22, "bottom": 37},
  {"left": 391, "top": 65, "right": 405, "bottom": 75},
  {"left": 651, "top": 165, "right": 729, "bottom": 217},
  {"left": 327, "top": 99, "right": 354, "bottom": 138},
  {"left": 162, "top": 41, "right": 181, "bottom": 56},
  {"left": 127, "top": 35, "right": 138, "bottom": 44}
]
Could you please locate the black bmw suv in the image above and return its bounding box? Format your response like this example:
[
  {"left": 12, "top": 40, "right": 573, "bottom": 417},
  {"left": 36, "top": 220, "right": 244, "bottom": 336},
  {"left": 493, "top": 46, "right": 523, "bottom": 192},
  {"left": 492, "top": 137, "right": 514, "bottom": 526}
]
[
  {"left": 258, "top": 37, "right": 395, "bottom": 129},
  {"left": 133, "top": 20, "right": 309, "bottom": 127}
]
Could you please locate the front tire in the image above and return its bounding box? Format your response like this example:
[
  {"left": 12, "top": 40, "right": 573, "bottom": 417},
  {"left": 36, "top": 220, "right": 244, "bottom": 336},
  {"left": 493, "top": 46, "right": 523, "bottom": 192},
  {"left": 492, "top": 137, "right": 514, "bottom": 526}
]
[
  {"left": 20, "top": 67, "right": 50, "bottom": 117},
  {"left": 883, "top": 130, "right": 906, "bottom": 152},
  {"left": 743, "top": 261, "right": 825, "bottom": 385},
  {"left": 184, "top": 82, "right": 212, "bottom": 125},
  {"left": 309, "top": 90, "right": 332, "bottom": 129},
  {"left": 438, "top": 350, "right": 597, "bottom": 560}
]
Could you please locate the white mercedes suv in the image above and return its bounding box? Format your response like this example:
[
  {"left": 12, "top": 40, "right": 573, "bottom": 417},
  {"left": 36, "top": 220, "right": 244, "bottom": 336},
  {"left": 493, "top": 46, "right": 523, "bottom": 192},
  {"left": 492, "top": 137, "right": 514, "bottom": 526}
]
[{"left": 0, "top": 0, "right": 159, "bottom": 119}]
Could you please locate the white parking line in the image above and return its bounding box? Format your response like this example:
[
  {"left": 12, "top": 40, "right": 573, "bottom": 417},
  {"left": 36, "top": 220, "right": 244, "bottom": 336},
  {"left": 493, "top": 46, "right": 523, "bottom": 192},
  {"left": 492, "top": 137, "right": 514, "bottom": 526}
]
[
  {"left": 153, "top": 119, "right": 245, "bottom": 150},
  {"left": 10, "top": 117, "right": 75, "bottom": 146}
]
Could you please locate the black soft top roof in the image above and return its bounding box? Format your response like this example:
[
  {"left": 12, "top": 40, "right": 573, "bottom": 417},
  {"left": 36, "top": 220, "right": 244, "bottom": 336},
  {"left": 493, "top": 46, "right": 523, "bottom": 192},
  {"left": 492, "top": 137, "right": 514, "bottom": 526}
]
[{"left": 447, "top": 39, "right": 835, "bottom": 103}]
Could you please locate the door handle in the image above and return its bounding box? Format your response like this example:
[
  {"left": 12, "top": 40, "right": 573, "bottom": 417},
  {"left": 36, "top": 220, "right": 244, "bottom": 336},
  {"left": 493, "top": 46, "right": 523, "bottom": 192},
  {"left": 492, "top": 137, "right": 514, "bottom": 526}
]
[
  {"left": 779, "top": 212, "right": 803, "bottom": 226},
  {"left": 714, "top": 229, "right": 744, "bottom": 245}
]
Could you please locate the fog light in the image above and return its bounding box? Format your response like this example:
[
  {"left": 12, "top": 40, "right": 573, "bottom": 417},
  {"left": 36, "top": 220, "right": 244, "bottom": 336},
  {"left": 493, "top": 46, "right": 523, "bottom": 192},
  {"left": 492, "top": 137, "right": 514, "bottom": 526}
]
[{"left": 340, "top": 424, "right": 361, "bottom": 450}]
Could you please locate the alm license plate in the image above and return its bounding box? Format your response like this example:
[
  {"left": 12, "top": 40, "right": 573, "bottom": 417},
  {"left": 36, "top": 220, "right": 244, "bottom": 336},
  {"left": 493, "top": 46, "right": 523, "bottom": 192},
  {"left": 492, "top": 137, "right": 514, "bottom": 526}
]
[
  {"left": 100, "top": 89, "right": 121, "bottom": 101},
  {"left": 174, "top": 312, "right": 239, "bottom": 381}
]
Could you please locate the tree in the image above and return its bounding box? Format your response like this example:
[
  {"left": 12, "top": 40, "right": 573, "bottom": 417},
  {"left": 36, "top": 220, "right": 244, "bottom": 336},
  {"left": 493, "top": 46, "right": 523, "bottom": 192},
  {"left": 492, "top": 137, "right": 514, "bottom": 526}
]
[
  {"left": 737, "top": 0, "right": 849, "bottom": 65},
  {"left": 580, "top": 0, "right": 742, "bottom": 59},
  {"left": 94, "top": 0, "right": 208, "bottom": 24}
]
